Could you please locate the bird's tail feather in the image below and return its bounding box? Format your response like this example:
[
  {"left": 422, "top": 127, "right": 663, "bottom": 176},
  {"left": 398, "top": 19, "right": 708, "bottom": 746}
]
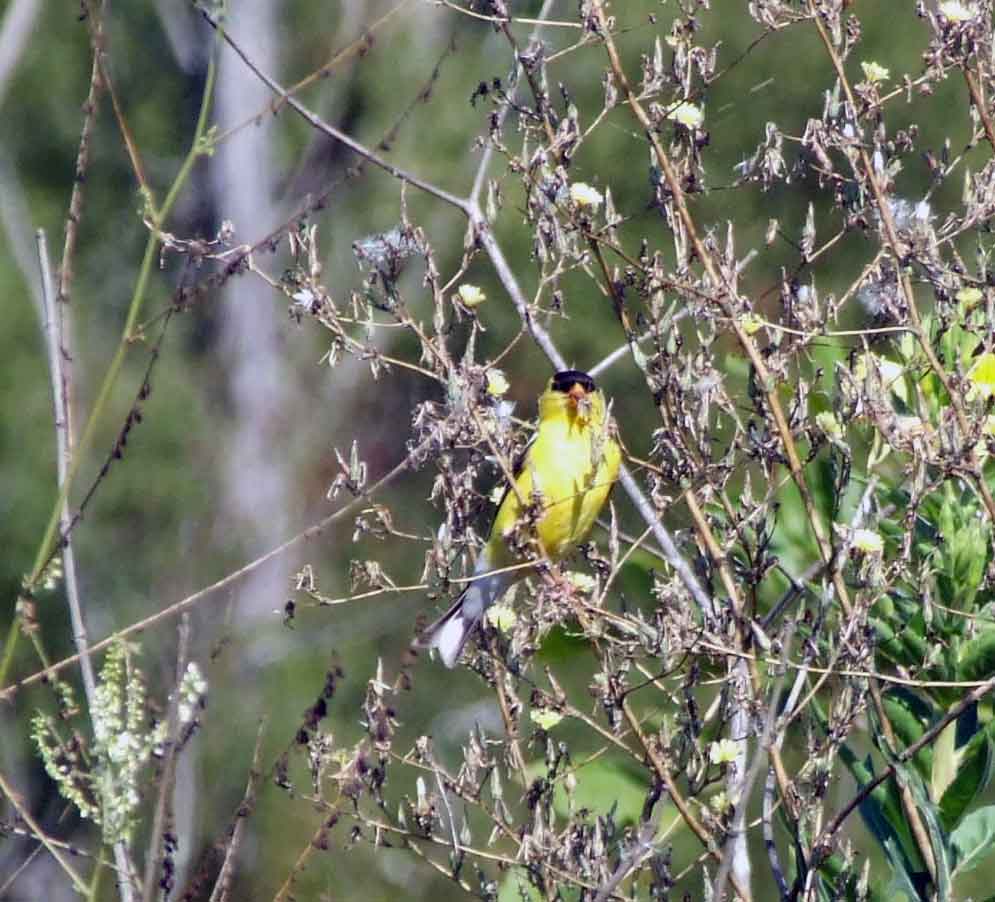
[{"left": 418, "top": 563, "right": 512, "bottom": 668}]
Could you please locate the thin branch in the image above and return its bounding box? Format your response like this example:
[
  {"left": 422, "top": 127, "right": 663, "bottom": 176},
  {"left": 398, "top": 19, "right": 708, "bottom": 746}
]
[
  {"left": 141, "top": 616, "right": 191, "bottom": 902},
  {"left": 199, "top": 6, "right": 469, "bottom": 213},
  {"left": 209, "top": 719, "right": 266, "bottom": 902},
  {"left": 0, "top": 769, "right": 90, "bottom": 896},
  {"left": 39, "top": 227, "right": 138, "bottom": 901},
  {"left": 1, "top": 438, "right": 429, "bottom": 700}
]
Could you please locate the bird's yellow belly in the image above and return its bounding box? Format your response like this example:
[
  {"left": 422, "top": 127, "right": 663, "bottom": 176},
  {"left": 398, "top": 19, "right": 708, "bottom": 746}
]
[{"left": 489, "top": 422, "right": 619, "bottom": 564}]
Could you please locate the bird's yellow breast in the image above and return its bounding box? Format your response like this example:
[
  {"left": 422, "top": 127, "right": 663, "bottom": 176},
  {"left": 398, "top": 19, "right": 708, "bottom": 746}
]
[{"left": 487, "top": 391, "right": 621, "bottom": 565}]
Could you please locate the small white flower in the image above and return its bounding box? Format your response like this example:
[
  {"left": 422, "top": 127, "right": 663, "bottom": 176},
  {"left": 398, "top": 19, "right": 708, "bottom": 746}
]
[
  {"left": 109, "top": 733, "right": 131, "bottom": 763},
  {"left": 667, "top": 101, "right": 704, "bottom": 129},
  {"left": 530, "top": 708, "right": 564, "bottom": 731},
  {"left": 486, "top": 369, "right": 510, "bottom": 396},
  {"left": 852, "top": 529, "right": 884, "bottom": 554},
  {"left": 492, "top": 399, "right": 516, "bottom": 428},
  {"left": 569, "top": 182, "right": 604, "bottom": 210},
  {"left": 566, "top": 571, "right": 597, "bottom": 594},
  {"left": 457, "top": 284, "right": 486, "bottom": 308},
  {"left": 709, "top": 738, "right": 740, "bottom": 765},
  {"left": 957, "top": 287, "right": 983, "bottom": 306},
  {"left": 861, "top": 61, "right": 890, "bottom": 84},
  {"left": 939, "top": 1, "right": 976, "bottom": 22},
  {"left": 739, "top": 313, "right": 764, "bottom": 336},
  {"left": 486, "top": 603, "right": 518, "bottom": 633}
]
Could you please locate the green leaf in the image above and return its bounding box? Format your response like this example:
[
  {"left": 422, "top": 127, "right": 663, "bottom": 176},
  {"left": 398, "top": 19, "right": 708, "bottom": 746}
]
[
  {"left": 883, "top": 688, "right": 935, "bottom": 782},
  {"left": 939, "top": 720, "right": 995, "bottom": 831},
  {"left": 957, "top": 631, "right": 995, "bottom": 682},
  {"left": 880, "top": 835, "right": 925, "bottom": 902},
  {"left": 497, "top": 867, "right": 560, "bottom": 902},
  {"left": 524, "top": 755, "right": 651, "bottom": 827},
  {"left": 818, "top": 851, "right": 906, "bottom": 902},
  {"left": 837, "top": 745, "right": 923, "bottom": 878},
  {"left": 900, "top": 761, "right": 951, "bottom": 901},
  {"left": 951, "top": 804, "right": 995, "bottom": 877}
]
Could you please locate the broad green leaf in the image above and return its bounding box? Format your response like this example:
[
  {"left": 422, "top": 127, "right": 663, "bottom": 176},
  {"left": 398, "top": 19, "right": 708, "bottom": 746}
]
[
  {"left": 901, "top": 761, "right": 951, "bottom": 901},
  {"left": 837, "top": 745, "right": 923, "bottom": 877},
  {"left": 883, "top": 688, "right": 935, "bottom": 782},
  {"left": 951, "top": 804, "right": 995, "bottom": 877},
  {"left": 957, "top": 631, "right": 995, "bottom": 682},
  {"left": 880, "top": 835, "right": 924, "bottom": 902},
  {"left": 932, "top": 720, "right": 958, "bottom": 807},
  {"left": 939, "top": 721, "right": 995, "bottom": 831}
]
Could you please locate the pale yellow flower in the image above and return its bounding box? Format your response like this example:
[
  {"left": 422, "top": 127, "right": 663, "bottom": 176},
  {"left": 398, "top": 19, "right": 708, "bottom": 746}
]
[
  {"left": 861, "top": 61, "right": 890, "bottom": 84},
  {"left": 566, "top": 571, "right": 597, "bottom": 594},
  {"left": 486, "top": 368, "right": 510, "bottom": 396},
  {"left": 709, "top": 738, "right": 740, "bottom": 765},
  {"left": 569, "top": 182, "right": 604, "bottom": 210},
  {"left": 486, "top": 603, "right": 518, "bottom": 633},
  {"left": 667, "top": 101, "right": 704, "bottom": 129},
  {"left": 739, "top": 313, "right": 764, "bottom": 335},
  {"left": 939, "top": 1, "right": 976, "bottom": 22},
  {"left": 956, "top": 287, "right": 983, "bottom": 306},
  {"left": 457, "top": 284, "right": 486, "bottom": 308},
  {"left": 709, "top": 791, "right": 732, "bottom": 813},
  {"left": 815, "top": 411, "right": 843, "bottom": 440},
  {"left": 530, "top": 708, "right": 564, "bottom": 731},
  {"left": 852, "top": 529, "right": 884, "bottom": 554}
]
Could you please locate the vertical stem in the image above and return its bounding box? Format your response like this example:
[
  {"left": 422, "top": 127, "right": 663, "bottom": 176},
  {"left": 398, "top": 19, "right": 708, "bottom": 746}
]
[{"left": 39, "top": 229, "right": 136, "bottom": 899}]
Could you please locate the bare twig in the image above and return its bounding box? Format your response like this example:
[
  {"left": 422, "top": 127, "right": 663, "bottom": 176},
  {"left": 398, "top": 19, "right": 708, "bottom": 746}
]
[
  {"left": 142, "top": 616, "right": 191, "bottom": 902},
  {"left": 0, "top": 769, "right": 89, "bottom": 896},
  {"left": 209, "top": 719, "right": 266, "bottom": 902},
  {"left": 39, "top": 228, "right": 138, "bottom": 901},
  {"left": 1, "top": 439, "right": 430, "bottom": 700}
]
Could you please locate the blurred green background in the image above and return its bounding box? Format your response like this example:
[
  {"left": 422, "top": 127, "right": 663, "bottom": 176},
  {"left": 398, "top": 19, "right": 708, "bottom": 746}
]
[{"left": 0, "top": 1, "right": 986, "bottom": 899}]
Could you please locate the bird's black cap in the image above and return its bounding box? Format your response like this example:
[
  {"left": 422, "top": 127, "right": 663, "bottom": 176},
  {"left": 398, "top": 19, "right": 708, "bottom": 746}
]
[{"left": 552, "top": 370, "right": 596, "bottom": 393}]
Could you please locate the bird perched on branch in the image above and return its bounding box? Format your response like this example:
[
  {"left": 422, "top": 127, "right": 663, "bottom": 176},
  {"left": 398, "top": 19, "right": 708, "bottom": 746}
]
[{"left": 420, "top": 370, "right": 621, "bottom": 668}]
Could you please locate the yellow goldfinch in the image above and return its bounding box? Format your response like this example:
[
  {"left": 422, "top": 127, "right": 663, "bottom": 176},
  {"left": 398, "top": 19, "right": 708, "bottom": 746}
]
[{"left": 421, "top": 370, "right": 622, "bottom": 667}]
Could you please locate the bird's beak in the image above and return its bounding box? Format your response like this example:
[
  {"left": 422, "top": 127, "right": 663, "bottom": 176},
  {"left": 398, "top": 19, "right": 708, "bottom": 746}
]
[{"left": 567, "top": 382, "right": 593, "bottom": 421}]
